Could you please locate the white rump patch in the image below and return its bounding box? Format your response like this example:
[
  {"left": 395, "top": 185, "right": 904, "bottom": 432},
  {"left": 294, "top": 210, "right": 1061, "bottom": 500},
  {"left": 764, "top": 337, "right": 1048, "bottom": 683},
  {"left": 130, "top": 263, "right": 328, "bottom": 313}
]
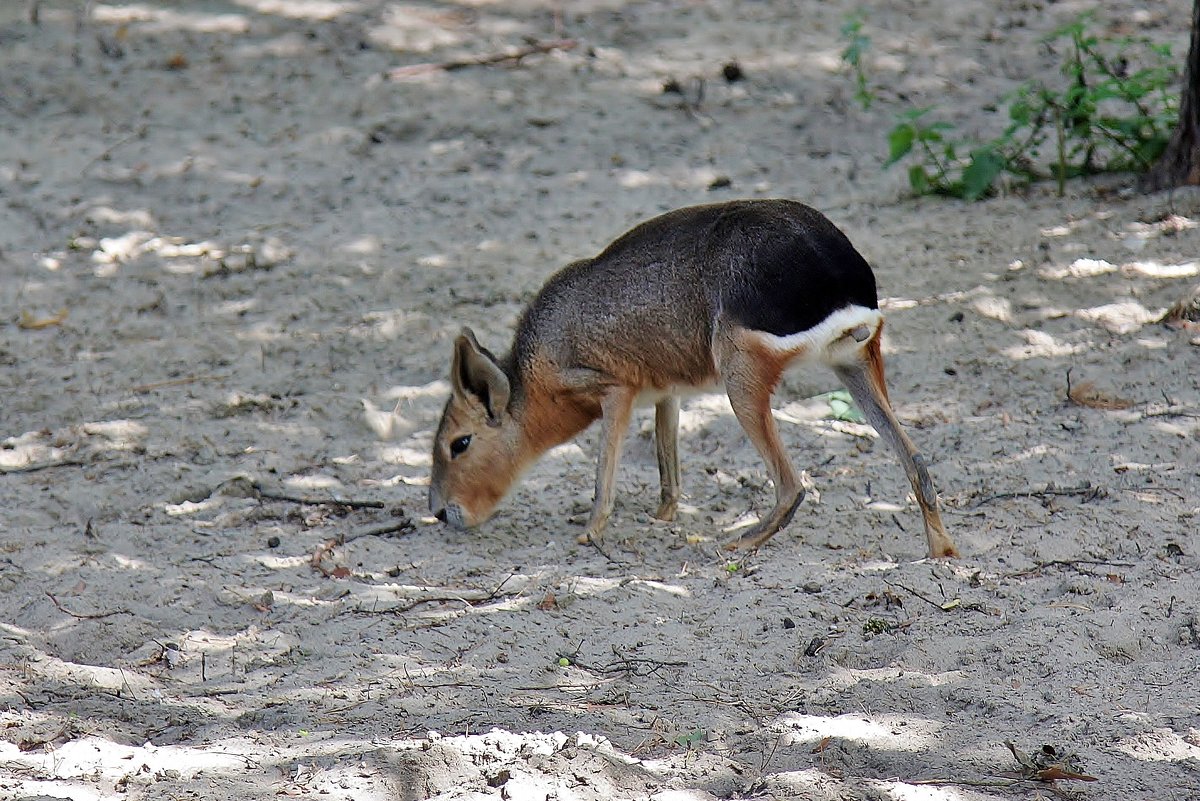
[{"left": 750, "top": 305, "right": 883, "bottom": 365}]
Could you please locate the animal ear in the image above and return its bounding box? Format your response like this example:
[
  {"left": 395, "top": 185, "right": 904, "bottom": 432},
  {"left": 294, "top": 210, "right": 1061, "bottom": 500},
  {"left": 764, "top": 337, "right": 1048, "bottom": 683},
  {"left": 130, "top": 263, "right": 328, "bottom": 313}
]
[{"left": 450, "top": 328, "right": 510, "bottom": 425}]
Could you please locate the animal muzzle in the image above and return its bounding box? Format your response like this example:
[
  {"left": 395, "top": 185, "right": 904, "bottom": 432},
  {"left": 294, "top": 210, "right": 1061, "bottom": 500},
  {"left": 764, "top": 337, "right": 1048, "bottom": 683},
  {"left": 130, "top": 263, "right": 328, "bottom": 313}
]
[
  {"left": 438, "top": 504, "right": 468, "bottom": 530},
  {"left": 429, "top": 486, "right": 468, "bottom": 530}
]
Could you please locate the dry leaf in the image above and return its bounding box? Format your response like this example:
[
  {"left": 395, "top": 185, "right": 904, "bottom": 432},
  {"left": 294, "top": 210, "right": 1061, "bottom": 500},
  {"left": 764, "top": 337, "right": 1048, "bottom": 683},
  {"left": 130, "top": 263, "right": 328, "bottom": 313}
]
[
  {"left": 811, "top": 735, "right": 832, "bottom": 754},
  {"left": 311, "top": 540, "right": 335, "bottom": 566},
  {"left": 1035, "top": 765, "right": 1098, "bottom": 782},
  {"left": 252, "top": 590, "right": 274, "bottom": 612},
  {"left": 1159, "top": 286, "right": 1200, "bottom": 330},
  {"left": 1006, "top": 741, "right": 1098, "bottom": 783},
  {"left": 1068, "top": 380, "right": 1133, "bottom": 410},
  {"left": 18, "top": 308, "right": 68, "bottom": 330}
]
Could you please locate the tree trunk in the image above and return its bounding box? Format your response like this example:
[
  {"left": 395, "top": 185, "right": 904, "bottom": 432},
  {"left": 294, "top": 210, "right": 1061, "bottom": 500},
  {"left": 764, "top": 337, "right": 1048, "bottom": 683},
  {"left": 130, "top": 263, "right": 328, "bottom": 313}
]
[{"left": 1141, "top": 0, "right": 1200, "bottom": 191}]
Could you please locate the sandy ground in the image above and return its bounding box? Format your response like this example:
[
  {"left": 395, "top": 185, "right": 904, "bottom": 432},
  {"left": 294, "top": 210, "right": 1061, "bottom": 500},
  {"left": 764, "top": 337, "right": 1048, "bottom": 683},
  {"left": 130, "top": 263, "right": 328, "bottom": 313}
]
[{"left": 2, "top": 1, "right": 1199, "bottom": 799}]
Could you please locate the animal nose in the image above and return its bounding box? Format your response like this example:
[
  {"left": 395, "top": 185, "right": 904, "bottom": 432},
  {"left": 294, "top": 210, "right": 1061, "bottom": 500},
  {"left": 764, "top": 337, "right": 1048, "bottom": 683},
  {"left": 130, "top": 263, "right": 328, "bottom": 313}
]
[{"left": 434, "top": 508, "right": 447, "bottom": 523}]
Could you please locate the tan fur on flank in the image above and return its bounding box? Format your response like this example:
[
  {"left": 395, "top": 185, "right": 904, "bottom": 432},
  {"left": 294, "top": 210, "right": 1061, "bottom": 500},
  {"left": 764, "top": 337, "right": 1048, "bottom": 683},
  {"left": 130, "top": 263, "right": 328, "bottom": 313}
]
[{"left": 429, "top": 200, "right": 959, "bottom": 558}]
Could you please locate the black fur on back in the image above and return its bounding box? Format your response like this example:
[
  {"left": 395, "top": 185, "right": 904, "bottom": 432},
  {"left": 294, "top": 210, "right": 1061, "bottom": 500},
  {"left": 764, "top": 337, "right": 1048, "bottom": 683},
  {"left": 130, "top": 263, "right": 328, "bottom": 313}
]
[
  {"left": 699, "top": 201, "right": 877, "bottom": 336},
  {"left": 509, "top": 200, "right": 880, "bottom": 386},
  {"left": 592, "top": 199, "right": 879, "bottom": 338}
]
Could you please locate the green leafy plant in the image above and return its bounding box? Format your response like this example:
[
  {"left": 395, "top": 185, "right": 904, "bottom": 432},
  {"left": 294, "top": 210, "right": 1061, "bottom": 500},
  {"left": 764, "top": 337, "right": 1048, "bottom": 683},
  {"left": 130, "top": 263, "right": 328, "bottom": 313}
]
[
  {"left": 822, "top": 389, "right": 866, "bottom": 423},
  {"left": 885, "top": 109, "right": 1015, "bottom": 200},
  {"left": 840, "top": 13, "right": 875, "bottom": 110},
  {"left": 1037, "top": 15, "right": 1177, "bottom": 187},
  {"left": 881, "top": 13, "right": 1179, "bottom": 199},
  {"left": 862, "top": 617, "right": 895, "bottom": 636}
]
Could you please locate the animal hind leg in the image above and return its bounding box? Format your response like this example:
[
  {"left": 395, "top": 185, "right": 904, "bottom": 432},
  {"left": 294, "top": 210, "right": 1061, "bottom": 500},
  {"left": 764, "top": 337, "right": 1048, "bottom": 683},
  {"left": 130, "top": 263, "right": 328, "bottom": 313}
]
[
  {"left": 832, "top": 337, "right": 959, "bottom": 558},
  {"left": 720, "top": 342, "right": 805, "bottom": 551}
]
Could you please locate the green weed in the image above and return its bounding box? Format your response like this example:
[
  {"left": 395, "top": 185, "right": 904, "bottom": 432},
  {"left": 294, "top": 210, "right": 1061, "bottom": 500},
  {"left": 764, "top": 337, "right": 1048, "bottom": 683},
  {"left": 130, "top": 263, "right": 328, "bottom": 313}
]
[
  {"left": 840, "top": 13, "right": 875, "bottom": 110},
  {"left": 851, "top": 12, "right": 1180, "bottom": 199},
  {"left": 862, "top": 617, "right": 895, "bottom": 636},
  {"left": 822, "top": 389, "right": 866, "bottom": 424}
]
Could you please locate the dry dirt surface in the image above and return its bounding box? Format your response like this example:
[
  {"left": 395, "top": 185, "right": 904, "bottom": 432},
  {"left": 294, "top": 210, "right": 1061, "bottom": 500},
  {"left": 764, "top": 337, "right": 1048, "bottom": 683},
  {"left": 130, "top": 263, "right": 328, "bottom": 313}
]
[{"left": 2, "top": 2, "right": 1199, "bottom": 800}]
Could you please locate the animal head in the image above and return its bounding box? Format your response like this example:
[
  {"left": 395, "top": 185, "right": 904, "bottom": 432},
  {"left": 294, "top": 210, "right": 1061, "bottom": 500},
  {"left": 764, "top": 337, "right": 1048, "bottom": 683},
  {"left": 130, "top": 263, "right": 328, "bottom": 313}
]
[{"left": 429, "top": 328, "right": 524, "bottom": 529}]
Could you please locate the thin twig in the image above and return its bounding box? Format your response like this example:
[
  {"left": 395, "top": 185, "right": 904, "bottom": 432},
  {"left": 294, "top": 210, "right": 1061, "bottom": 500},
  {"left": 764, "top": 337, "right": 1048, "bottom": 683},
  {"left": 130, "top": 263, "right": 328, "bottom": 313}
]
[
  {"left": 128, "top": 374, "right": 223, "bottom": 393},
  {"left": 1006, "top": 558, "right": 1136, "bottom": 579},
  {"left": 356, "top": 572, "right": 522, "bottom": 614},
  {"left": 339, "top": 519, "right": 415, "bottom": 545},
  {"left": 970, "top": 482, "right": 1105, "bottom": 508},
  {"left": 909, "top": 778, "right": 1027, "bottom": 788},
  {"left": 254, "top": 485, "right": 385, "bottom": 509},
  {"left": 581, "top": 532, "right": 624, "bottom": 565},
  {"left": 884, "top": 580, "right": 948, "bottom": 610},
  {"left": 884, "top": 581, "right": 1000, "bottom": 615},
  {"left": 0, "top": 459, "right": 88, "bottom": 474},
  {"left": 389, "top": 38, "right": 577, "bottom": 80},
  {"left": 1140, "top": 405, "right": 1200, "bottom": 419},
  {"left": 912, "top": 774, "right": 1091, "bottom": 796},
  {"left": 571, "top": 654, "right": 689, "bottom": 676},
  {"left": 17, "top": 722, "right": 73, "bottom": 753},
  {"left": 45, "top": 592, "right": 127, "bottom": 620},
  {"left": 311, "top": 514, "right": 415, "bottom": 577},
  {"left": 81, "top": 124, "right": 150, "bottom": 175}
]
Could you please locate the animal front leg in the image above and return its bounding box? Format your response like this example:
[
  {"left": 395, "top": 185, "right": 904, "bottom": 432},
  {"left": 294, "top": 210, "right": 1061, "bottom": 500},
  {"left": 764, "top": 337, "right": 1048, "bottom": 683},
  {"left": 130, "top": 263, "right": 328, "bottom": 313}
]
[{"left": 579, "top": 386, "right": 636, "bottom": 545}]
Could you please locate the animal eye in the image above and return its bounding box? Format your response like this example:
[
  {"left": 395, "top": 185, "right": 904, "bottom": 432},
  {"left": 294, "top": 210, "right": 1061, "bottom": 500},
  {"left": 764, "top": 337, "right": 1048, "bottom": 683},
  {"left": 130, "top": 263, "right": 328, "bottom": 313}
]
[{"left": 449, "top": 435, "right": 472, "bottom": 457}]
